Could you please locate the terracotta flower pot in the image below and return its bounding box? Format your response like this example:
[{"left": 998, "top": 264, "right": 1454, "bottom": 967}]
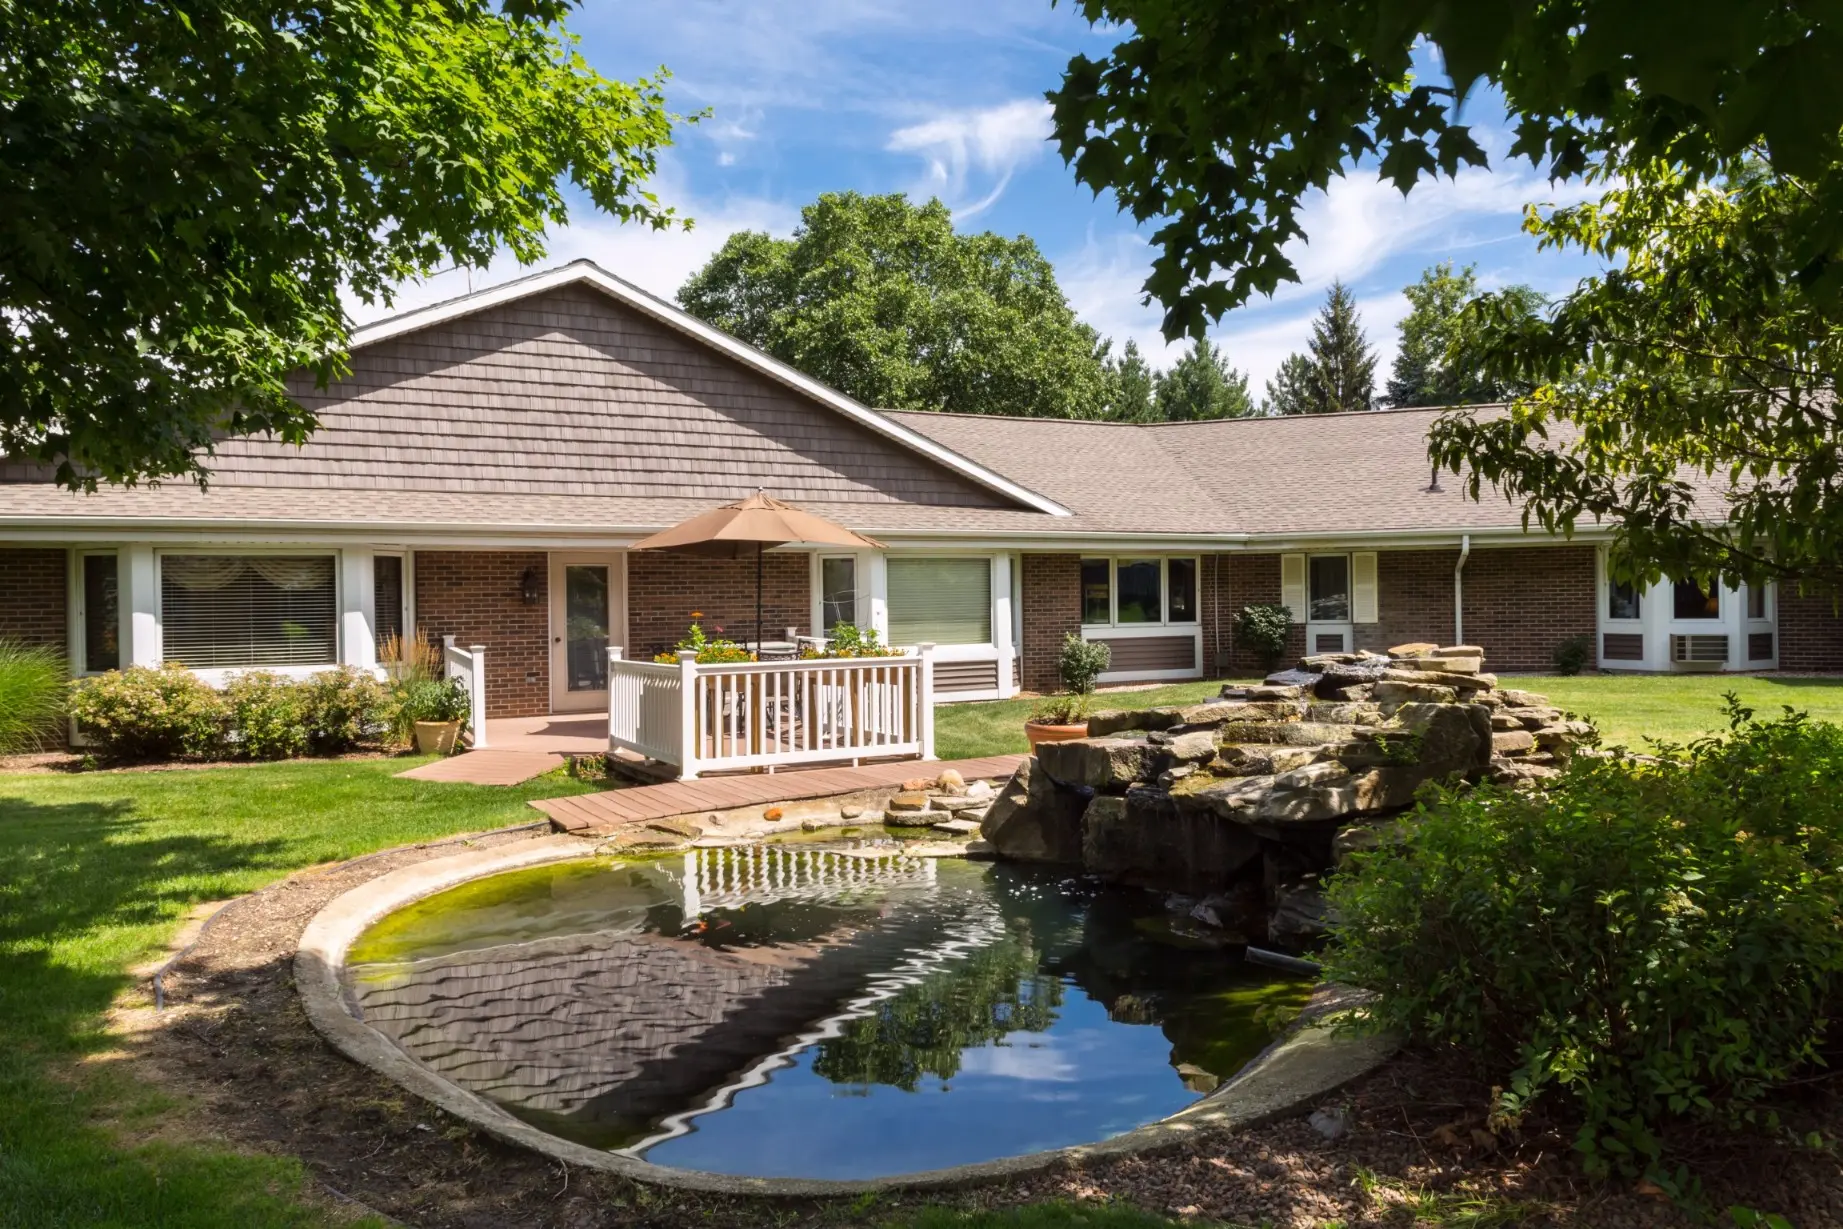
[
  {"left": 414, "top": 720, "right": 461, "bottom": 755},
  {"left": 1024, "top": 720, "right": 1089, "bottom": 750}
]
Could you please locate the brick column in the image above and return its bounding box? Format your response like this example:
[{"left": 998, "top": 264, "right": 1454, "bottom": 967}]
[
  {"left": 1019, "top": 554, "right": 1080, "bottom": 693},
  {"left": 413, "top": 551, "right": 549, "bottom": 719}
]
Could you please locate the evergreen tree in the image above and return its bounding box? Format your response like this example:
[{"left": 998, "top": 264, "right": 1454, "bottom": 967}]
[
  {"left": 1306, "top": 280, "right": 1377, "bottom": 412},
  {"left": 1387, "top": 263, "right": 1546, "bottom": 406},
  {"left": 1153, "top": 337, "right": 1254, "bottom": 420},
  {"left": 1104, "top": 338, "right": 1159, "bottom": 421},
  {"left": 1263, "top": 353, "right": 1317, "bottom": 416}
]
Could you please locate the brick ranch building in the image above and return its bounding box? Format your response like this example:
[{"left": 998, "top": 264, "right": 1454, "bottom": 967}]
[{"left": 2, "top": 260, "right": 1838, "bottom": 720}]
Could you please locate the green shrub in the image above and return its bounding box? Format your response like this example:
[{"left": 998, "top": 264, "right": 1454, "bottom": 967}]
[
  {"left": 652, "top": 621, "right": 752, "bottom": 664},
  {"left": 801, "top": 621, "right": 903, "bottom": 659},
  {"left": 392, "top": 677, "right": 470, "bottom": 741},
  {"left": 69, "top": 664, "right": 228, "bottom": 760},
  {"left": 1325, "top": 700, "right": 1843, "bottom": 1176},
  {"left": 225, "top": 671, "right": 312, "bottom": 760},
  {"left": 1553, "top": 632, "right": 1593, "bottom": 675},
  {"left": 303, "top": 666, "right": 391, "bottom": 753},
  {"left": 0, "top": 639, "right": 67, "bottom": 753},
  {"left": 1233, "top": 602, "right": 1292, "bottom": 668},
  {"left": 1057, "top": 633, "right": 1111, "bottom": 694}
]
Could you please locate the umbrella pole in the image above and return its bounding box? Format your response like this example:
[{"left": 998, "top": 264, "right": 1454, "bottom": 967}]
[{"left": 755, "top": 542, "right": 764, "bottom": 659}]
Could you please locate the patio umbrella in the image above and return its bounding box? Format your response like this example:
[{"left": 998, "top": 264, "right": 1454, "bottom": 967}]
[{"left": 630, "top": 490, "right": 884, "bottom": 653}]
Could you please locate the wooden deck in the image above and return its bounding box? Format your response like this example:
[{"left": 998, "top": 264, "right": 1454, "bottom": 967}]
[{"left": 530, "top": 754, "right": 1026, "bottom": 833}]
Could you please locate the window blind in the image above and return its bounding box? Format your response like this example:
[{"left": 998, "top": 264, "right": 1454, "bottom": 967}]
[
  {"left": 161, "top": 555, "right": 337, "bottom": 668},
  {"left": 888, "top": 558, "right": 991, "bottom": 646}
]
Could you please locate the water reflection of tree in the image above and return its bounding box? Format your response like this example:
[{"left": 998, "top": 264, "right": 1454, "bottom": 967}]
[{"left": 810, "top": 926, "right": 1064, "bottom": 1092}]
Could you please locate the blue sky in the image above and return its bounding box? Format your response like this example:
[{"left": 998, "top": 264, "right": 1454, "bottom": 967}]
[{"left": 363, "top": 0, "right": 1608, "bottom": 396}]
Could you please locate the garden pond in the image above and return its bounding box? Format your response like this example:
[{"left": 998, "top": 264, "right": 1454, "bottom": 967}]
[{"left": 344, "top": 843, "right": 1310, "bottom": 1180}]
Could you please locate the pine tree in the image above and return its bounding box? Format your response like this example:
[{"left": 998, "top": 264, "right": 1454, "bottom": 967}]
[
  {"left": 1153, "top": 337, "right": 1254, "bottom": 420},
  {"left": 1104, "top": 338, "right": 1159, "bottom": 421},
  {"left": 1263, "top": 353, "right": 1317, "bottom": 416},
  {"left": 1306, "top": 280, "right": 1377, "bottom": 412}
]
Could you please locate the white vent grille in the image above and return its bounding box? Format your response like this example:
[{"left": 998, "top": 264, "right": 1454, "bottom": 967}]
[{"left": 1671, "top": 634, "right": 1729, "bottom": 665}]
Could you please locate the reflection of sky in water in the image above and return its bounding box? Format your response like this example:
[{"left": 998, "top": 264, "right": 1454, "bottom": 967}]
[{"left": 638, "top": 991, "right": 1194, "bottom": 1179}]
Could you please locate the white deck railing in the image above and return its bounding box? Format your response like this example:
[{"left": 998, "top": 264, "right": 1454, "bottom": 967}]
[
  {"left": 441, "top": 636, "right": 489, "bottom": 750},
  {"left": 607, "top": 643, "right": 935, "bottom": 779}
]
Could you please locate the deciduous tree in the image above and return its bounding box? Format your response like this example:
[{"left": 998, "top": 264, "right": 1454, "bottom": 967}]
[
  {"left": 678, "top": 192, "right": 1112, "bottom": 419},
  {"left": 1387, "top": 263, "right": 1545, "bottom": 407},
  {"left": 3, "top": 0, "right": 683, "bottom": 488}
]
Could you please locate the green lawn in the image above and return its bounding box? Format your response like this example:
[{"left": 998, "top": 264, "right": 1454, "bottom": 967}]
[
  {"left": 936, "top": 672, "right": 1843, "bottom": 760},
  {"left": 0, "top": 757, "right": 597, "bottom": 1228}
]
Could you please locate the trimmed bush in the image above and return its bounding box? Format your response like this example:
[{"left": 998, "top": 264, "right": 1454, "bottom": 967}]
[
  {"left": 1553, "top": 632, "right": 1593, "bottom": 675},
  {"left": 1325, "top": 700, "right": 1843, "bottom": 1176},
  {"left": 70, "top": 664, "right": 228, "bottom": 760},
  {"left": 0, "top": 639, "right": 67, "bottom": 753},
  {"left": 1233, "top": 603, "right": 1291, "bottom": 669},
  {"left": 225, "top": 671, "right": 312, "bottom": 760},
  {"left": 304, "top": 666, "right": 391, "bottom": 753},
  {"left": 1057, "top": 633, "right": 1111, "bottom": 694}
]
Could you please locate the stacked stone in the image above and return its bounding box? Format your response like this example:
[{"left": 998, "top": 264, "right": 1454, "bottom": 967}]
[
  {"left": 883, "top": 769, "right": 998, "bottom": 835},
  {"left": 979, "top": 642, "right": 1595, "bottom": 949}
]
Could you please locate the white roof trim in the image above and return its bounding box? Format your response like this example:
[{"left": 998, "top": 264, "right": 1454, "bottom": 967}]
[{"left": 345, "top": 262, "right": 1072, "bottom": 518}]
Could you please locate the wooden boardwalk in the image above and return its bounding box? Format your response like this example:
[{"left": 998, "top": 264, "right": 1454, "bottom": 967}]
[{"left": 531, "top": 754, "right": 1025, "bottom": 833}]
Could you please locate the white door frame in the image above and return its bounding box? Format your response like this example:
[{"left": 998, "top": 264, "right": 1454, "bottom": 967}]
[{"left": 549, "top": 551, "right": 626, "bottom": 713}]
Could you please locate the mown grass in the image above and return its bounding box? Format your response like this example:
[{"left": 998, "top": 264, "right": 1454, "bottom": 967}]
[{"left": 0, "top": 756, "right": 595, "bottom": 1228}]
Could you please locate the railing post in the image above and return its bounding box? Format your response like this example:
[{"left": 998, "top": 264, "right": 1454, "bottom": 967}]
[
  {"left": 918, "top": 642, "right": 936, "bottom": 761},
  {"left": 606, "top": 646, "right": 622, "bottom": 749},
  {"left": 468, "top": 645, "right": 488, "bottom": 748},
  {"left": 677, "top": 649, "right": 700, "bottom": 780}
]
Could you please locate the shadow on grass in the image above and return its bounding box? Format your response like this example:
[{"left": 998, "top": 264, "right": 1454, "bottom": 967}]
[{"left": 0, "top": 794, "right": 333, "bottom": 1228}]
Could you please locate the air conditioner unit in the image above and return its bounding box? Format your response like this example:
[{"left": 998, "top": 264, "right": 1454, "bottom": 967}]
[{"left": 1670, "top": 634, "right": 1729, "bottom": 669}]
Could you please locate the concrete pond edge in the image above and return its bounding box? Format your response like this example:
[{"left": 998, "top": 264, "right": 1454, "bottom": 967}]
[{"left": 294, "top": 831, "right": 1399, "bottom": 1198}]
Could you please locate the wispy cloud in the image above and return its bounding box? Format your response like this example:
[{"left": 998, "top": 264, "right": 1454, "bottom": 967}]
[{"left": 886, "top": 99, "right": 1054, "bottom": 218}]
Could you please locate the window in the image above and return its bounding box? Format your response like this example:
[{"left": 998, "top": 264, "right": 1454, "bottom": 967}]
[
  {"left": 373, "top": 555, "right": 404, "bottom": 654},
  {"left": 1080, "top": 558, "right": 1111, "bottom": 624},
  {"left": 1607, "top": 578, "right": 1641, "bottom": 621},
  {"left": 888, "top": 558, "right": 992, "bottom": 645},
  {"left": 1308, "top": 555, "right": 1351, "bottom": 622},
  {"left": 81, "top": 553, "right": 119, "bottom": 672},
  {"left": 1116, "top": 559, "right": 1162, "bottom": 623},
  {"left": 161, "top": 554, "right": 337, "bottom": 668},
  {"left": 1168, "top": 558, "right": 1197, "bottom": 622},
  {"left": 820, "top": 557, "right": 857, "bottom": 632},
  {"left": 1672, "top": 578, "right": 1721, "bottom": 620},
  {"left": 1748, "top": 584, "right": 1768, "bottom": 620}
]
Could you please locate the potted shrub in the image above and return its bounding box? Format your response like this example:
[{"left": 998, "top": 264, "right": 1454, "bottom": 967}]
[
  {"left": 1024, "top": 633, "right": 1110, "bottom": 748},
  {"left": 395, "top": 677, "right": 470, "bottom": 755}
]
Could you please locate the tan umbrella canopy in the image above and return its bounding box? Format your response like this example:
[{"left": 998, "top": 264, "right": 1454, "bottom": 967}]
[{"left": 631, "top": 491, "right": 884, "bottom": 652}]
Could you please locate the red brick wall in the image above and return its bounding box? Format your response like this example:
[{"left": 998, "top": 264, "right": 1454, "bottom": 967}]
[
  {"left": 1355, "top": 549, "right": 1460, "bottom": 654},
  {"left": 626, "top": 550, "right": 809, "bottom": 661},
  {"left": 1777, "top": 579, "right": 1843, "bottom": 671},
  {"left": 0, "top": 548, "right": 67, "bottom": 653},
  {"left": 1222, "top": 554, "right": 1305, "bottom": 675},
  {"left": 1198, "top": 553, "right": 1231, "bottom": 677},
  {"left": 413, "top": 551, "right": 549, "bottom": 719},
  {"left": 1020, "top": 554, "right": 1080, "bottom": 692},
  {"left": 1461, "top": 545, "right": 1597, "bottom": 673}
]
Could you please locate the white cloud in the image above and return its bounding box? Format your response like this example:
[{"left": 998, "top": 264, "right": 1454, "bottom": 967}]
[
  {"left": 956, "top": 1039, "right": 1075, "bottom": 1083},
  {"left": 886, "top": 99, "right": 1054, "bottom": 218}
]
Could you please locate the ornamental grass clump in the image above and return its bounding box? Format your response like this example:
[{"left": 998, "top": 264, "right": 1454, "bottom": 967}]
[
  {"left": 1325, "top": 698, "right": 1843, "bottom": 1177},
  {"left": 0, "top": 639, "right": 67, "bottom": 754}
]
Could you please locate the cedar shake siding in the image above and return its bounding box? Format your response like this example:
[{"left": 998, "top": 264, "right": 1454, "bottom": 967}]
[
  {"left": 1354, "top": 550, "right": 1460, "bottom": 655},
  {"left": 414, "top": 551, "right": 549, "bottom": 720},
  {"left": 255, "top": 283, "right": 1011, "bottom": 508},
  {"left": 1460, "top": 545, "right": 1597, "bottom": 673},
  {"left": 1020, "top": 554, "right": 1080, "bottom": 693},
  {"left": 625, "top": 551, "right": 810, "bottom": 661},
  {"left": 0, "top": 548, "right": 66, "bottom": 653}
]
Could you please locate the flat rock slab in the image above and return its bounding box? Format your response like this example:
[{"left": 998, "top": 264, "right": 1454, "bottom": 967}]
[{"left": 398, "top": 750, "right": 565, "bottom": 786}]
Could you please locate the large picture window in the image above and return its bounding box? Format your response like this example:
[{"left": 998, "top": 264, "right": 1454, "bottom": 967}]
[
  {"left": 1079, "top": 557, "right": 1202, "bottom": 627},
  {"left": 888, "top": 558, "right": 991, "bottom": 645},
  {"left": 161, "top": 554, "right": 337, "bottom": 668}
]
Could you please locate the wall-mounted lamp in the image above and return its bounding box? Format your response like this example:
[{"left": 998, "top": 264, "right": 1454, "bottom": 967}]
[{"left": 519, "top": 566, "right": 541, "bottom": 606}]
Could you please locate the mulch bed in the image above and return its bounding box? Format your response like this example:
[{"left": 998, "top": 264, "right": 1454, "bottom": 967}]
[{"left": 126, "top": 831, "right": 1843, "bottom": 1228}]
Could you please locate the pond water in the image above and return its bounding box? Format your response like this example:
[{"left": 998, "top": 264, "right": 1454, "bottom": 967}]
[{"left": 344, "top": 845, "right": 1309, "bottom": 1180}]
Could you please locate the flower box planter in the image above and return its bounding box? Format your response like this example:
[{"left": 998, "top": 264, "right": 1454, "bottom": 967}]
[
  {"left": 1024, "top": 719, "right": 1089, "bottom": 750},
  {"left": 414, "top": 720, "right": 462, "bottom": 756}
]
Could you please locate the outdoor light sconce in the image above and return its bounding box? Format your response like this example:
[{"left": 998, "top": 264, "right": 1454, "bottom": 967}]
[{"left": 519, "top": 566, "right": 540, "bottom": 605}]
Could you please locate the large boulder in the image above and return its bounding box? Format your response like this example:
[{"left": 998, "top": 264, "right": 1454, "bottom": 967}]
[
  {"left": 1082, "top": 785, "right": 1262, "bottom": 893},
  {"left": 979, "top": 759, "right": 1087, "bottom": 864},
  {"left": 1035, "top": 736, "right": 1153, "bottom": 790}
]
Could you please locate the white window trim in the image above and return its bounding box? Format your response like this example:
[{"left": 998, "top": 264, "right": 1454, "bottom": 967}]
[
  {"left": 1595, "top": 548, "right": 1778, "bottom": 671},
  {"left": 154, "top": 547, "right": 345, "bottom": 678},
  {"left": 810, "top": 551, "right": 865, "bottom": 636},
  {"left": 1078, "top": 555, "right": 1203, "bottom": 635},
  {"left": 69, "top": 547, "right": 124, "bottom": 677}
]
